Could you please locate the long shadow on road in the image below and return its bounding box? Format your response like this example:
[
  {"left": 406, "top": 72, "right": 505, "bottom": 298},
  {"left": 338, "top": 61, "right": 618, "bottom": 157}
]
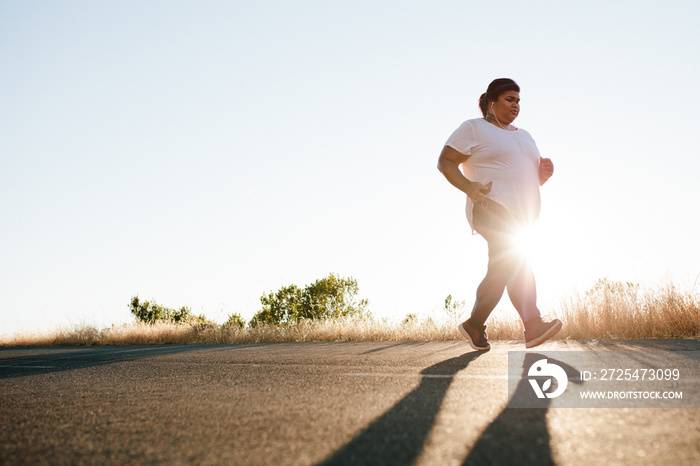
[
  {"left": 319, "top": 351, "right": 583, "bottom": 465},
  {"left": 320, "top": 351, "right": 485, "bottom": 466},
  {"left": 0, "top": 345, "right": 228, "bottom": 380},
  {"left": 463, "top": 353, "right": 582, "bottom": 466}
]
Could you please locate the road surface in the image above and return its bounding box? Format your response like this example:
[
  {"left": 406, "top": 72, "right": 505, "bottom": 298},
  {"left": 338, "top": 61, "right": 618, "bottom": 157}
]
[{"left": 1, "top": 340, "right": 699, "bottom": 465}]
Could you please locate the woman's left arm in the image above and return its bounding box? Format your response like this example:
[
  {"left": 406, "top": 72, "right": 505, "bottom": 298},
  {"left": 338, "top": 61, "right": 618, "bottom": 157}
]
[{"left": 539, "top": 157, "right": 554, "bottom": 186}]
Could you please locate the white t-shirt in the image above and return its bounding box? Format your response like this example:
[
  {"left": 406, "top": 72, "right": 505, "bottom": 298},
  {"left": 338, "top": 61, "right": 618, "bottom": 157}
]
[{"left": 445, "top": 118, "right": 542, "bottom": 232}]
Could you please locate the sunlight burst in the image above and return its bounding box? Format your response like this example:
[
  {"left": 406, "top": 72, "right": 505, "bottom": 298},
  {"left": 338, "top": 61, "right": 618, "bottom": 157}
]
[{"left": 513, "top": 224, "right": 542, "bottom": 263}]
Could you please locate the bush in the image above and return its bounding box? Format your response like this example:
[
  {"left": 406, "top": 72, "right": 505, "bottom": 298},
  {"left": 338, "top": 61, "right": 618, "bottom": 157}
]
[
  {"left": 249, "top": 273, "right": 369, "bottom": 326},
  {"left": 443, "top": 294, "right": 467, "bottom": 324},
  {"left": 129, "top": 296, "right": 209, "bottom": 325},
  {"left": 224, "top": 312, "right": 246, "bottom": 328},
  {"left": 402, "top": 313, "right": 419, "bottom": 326}
]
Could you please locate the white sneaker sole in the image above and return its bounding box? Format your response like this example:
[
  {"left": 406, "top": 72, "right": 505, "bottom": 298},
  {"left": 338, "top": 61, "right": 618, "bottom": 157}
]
[
  {"left": 458, "top": 323, "right": 490, "bottom": 351},
  {"left": 525, "top": 320, "right": 562, "bottom": 348}
]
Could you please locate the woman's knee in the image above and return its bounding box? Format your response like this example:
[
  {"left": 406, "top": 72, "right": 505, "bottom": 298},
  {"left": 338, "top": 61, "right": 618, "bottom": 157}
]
[
  {"left": 481, "top": 266, "right": 510, "bottom": 292},
  {"left": 487, "top": 247, "right": 519, "bottom": 273}
]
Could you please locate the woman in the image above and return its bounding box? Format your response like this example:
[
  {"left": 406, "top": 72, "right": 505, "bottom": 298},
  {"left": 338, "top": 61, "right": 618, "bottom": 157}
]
[{"left": 437, "top": 78, "right": 562, "bottom": 350}]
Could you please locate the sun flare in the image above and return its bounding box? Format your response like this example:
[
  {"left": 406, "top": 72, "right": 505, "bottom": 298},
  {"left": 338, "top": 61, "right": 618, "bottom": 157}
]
[{"left": 513, "top": 224, "right": 542, "bottom": 262}]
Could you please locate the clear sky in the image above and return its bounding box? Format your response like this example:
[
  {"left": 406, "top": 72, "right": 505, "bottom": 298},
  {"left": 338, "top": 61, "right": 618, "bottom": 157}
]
[{"left": 2, "top": 0, "right": 699, "bottom": 336}]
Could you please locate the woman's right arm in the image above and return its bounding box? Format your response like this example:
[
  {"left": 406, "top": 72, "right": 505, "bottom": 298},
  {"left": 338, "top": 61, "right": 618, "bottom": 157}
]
[{"left": 437, "top": 145, "right": 490, "bottom": 203}]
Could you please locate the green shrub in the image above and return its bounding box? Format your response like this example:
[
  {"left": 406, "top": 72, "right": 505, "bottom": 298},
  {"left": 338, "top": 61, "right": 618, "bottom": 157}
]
[
  {"left": 442, "top": 294, "right": 467, "bottom": 324},
  {"left": 129, "top": 296, "right": 209, "bottom": 325},
  {"left": 402, "top": 313, "right": 419, "bottom": 326},
  {"left": 249, "top": 273, "right": 369, "bottom": 326},
  {"left": 224, "top": 312, "right": 246, "bottom": 328}
]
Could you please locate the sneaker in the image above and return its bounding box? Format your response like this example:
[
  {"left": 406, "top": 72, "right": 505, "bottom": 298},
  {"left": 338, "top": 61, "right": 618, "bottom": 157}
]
[
  {"left": 524, "top": 317, "right": 562, "bottom": 348},
  {"left": 458, "top": 320, "right": 490, "bottom": 351}
]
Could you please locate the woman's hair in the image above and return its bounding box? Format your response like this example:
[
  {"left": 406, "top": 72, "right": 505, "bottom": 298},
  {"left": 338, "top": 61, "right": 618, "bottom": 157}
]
[{"left": 478, "top": 78, "right": 520, "bottom": 117}]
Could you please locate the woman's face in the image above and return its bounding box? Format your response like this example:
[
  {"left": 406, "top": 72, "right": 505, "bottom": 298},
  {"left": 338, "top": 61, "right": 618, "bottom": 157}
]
[{"left": 490, "top": 90, "right": 520, "bottom": 125}]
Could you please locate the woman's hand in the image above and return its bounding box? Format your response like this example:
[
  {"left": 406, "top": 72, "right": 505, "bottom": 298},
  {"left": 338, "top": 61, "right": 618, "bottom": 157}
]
[
  {"left": 437, "top": 146, "right": 493, "bottom": 202},
  {"left": 539, "top": 157, "right": 554, "bottom": 186},
  {"left": 466, "top": 181, "right": 492, "bottom": 203}
]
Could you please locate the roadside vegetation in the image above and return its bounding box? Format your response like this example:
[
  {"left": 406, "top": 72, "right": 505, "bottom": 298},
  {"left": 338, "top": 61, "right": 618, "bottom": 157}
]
[{"left": 2, "top": 275, "right": 698, "bottom": 346}]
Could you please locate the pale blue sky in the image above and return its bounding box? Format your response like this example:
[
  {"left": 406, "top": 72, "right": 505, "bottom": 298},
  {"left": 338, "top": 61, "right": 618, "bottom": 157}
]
[{"left": 2, "top": 0, "right": 699, "bottom": 336}]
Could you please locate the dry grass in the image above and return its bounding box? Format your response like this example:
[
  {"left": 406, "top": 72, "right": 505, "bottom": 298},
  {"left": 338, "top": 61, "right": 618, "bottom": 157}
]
[
  {"left": 1, "top": 319, "right": 467, "bottom": 347},
  {"left": 2, "top": 280, "right": 698, "bottom": 346},
  {"left": 557, "top": 281, "right": 700, "bottom": 340}
]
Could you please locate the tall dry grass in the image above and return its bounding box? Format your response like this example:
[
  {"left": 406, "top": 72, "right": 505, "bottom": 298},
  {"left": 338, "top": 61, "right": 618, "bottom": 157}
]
[
  {"left": 557, "top": 280, "right": 700, "bottom": 340},
  {"left": 2, "top": 280, "right": 698, "bottom": 346}
]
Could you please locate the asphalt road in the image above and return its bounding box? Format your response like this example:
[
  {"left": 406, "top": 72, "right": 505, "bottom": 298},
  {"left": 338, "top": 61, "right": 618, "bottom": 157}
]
[{"left": 1, "top": 340, "right": 699, "bottom": 465}]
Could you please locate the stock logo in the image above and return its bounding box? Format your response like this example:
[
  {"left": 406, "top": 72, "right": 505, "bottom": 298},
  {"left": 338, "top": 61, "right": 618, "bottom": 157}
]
[{"left": 528, "top": 358, "right": 568, "bottom": 398}]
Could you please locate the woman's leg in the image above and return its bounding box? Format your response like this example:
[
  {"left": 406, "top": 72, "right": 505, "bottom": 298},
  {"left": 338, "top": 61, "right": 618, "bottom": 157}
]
[
  {"left": 467, "top": 248, "right": 510, "bottom": 327},
  {"left": 467, "top": 202, "right": 514, "bottom": 327},
  {"left": 506, "top": 256, "right": 541, "bottom": 322}
]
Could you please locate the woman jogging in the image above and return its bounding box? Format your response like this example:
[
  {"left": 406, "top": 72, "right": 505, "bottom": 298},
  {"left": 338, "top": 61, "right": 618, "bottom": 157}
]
[{"left": 437, "top": 78, "right": 562, "bottom": 350}]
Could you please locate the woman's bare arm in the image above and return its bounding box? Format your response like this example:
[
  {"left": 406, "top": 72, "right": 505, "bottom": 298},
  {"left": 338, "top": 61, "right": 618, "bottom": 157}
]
[{"left": 437, "top": 145, "right": 490, "bottom": 203}]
